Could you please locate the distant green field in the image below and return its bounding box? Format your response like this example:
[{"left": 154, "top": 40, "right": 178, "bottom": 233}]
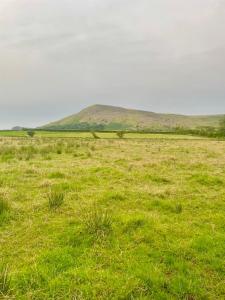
[
  {"left": 0, "top": 135, "right": 224, "bottom": 299},
  {"left": 0, "top": 130, "right": 207, "bottom": 140}
]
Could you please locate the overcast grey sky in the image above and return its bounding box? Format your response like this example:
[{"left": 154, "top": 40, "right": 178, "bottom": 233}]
[{"left": 0, "top": 0, "right": 225, "bottom": 128}]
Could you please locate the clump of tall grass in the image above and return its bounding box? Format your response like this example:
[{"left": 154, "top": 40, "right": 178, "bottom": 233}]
[
  {"left": 0, "top": 197, "right": 10, "bottom": 215},
  {"left": 48, "top": 189, "right": 65, "bottom": 210},
  {"left": 0, "top": 178, "right": 4, "bottom": 187},
  {"left": 83, "top": 206, "right": 112, "bottom": 237},
  {"left": 56, "top": 148, "right": 62, "bottom": 154},
  {"left": 0, "top": 264, "right": 11, "bottom": 296},
  {"left": 86, "top": 151, "right": 92, "bottom": 158},
  {"left": 174, "top": 203, "right": 183, "bottom": 214}
]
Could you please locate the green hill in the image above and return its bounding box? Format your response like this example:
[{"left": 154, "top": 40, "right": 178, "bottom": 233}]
[{"left": 42, "top": 104, "right": 223, "bottom": 131}]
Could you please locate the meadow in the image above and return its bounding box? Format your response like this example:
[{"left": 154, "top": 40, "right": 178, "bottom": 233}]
[{"left": 0, "top": 133, "right": 224, "bottom": 299}]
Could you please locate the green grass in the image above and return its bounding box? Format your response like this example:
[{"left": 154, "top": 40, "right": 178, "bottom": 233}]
[{"left": 0, "top": 135, "right": 224, "bottom": 299}]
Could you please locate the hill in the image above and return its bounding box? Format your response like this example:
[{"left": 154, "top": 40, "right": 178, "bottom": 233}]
[
  {"left": 42, "top": 104, "right": 223, "bottom": 131},
  {"left": 11, "top": 126, "right": 23, "bottom": 131}
]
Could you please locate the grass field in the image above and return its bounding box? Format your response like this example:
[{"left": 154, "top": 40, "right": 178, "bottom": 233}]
[{"left": 0, "top": 134, "right": 224, "bottom": 299}]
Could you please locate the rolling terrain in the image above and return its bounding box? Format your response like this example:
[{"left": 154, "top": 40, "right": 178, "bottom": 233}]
[{"left": 42, "top": 104, "right": 223, "bottom": 130}]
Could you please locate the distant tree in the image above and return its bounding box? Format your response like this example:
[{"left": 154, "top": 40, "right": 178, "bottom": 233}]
[
  {"left": 116, "top": 131, "right": 125, "bottom": 139},
  {"left": 27, "top": 130, "right": 35, "bottom": 138},
  {"left": 91, "top": 131, "right": 100, "bottom": 139}
]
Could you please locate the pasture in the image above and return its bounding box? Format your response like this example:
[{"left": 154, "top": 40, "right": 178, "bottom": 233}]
[{"left": 0, "top": 133, "right": 224, "bottom": 299}]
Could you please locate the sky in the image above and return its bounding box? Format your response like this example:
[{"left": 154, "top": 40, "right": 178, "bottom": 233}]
[{"left": 0, "top": 0, "right": 225, "bottom": 129}]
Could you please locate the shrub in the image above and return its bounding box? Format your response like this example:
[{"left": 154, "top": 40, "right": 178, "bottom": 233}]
[
  {"left": 116, "top": 131, "right": 125, "bottom": 139},
  {"left": 48, "top": 189, "right": 65, "bottom": 210},
  {"left": 0, "top": 264, "right": 11, "bottom": 296},
  {"left": 91, "top": 131, "right": 100, "bottom": 139},
  {"left": 84, "top": 206, "right": 112, "bottom": 237},
  {"left": 27, "top": 131, "right": 35, "bottom": 138}
]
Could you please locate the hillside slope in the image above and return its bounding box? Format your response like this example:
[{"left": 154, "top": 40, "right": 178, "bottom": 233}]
[{"left": 42, "top": 104, "right": 223, "bottom": 130}]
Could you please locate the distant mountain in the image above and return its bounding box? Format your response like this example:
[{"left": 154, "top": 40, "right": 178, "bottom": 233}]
[
  {"left": 41, "top": 104, "right": 223, "bottom": 131},
  {"left": 12, "top": 126, "right": 23, "bottom": 131}
]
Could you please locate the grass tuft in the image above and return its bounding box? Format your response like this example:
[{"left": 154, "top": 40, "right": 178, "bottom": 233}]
[
  {"left": 0, "top": 264, "right": 11, "bottom": 296},
  {"left": 174, "top": 203, "right": 183, "bottom": 214},
  {"left": 48, "top": 189, "right": 65, "bottom": 210},
  {"left": 83, "top": 206, "right": 112, "bottom": 237},
  {"left": 0, "top": 197, "right": 10, "bottom": 215}
]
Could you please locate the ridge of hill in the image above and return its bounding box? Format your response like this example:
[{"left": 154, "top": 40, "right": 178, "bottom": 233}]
[{"left": 42, "top": 104, "right": 223, "bottom": 130}]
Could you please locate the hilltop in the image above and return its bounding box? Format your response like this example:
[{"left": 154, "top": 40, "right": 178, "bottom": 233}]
[{"left": 42, "top": 104, "right": 223, "bottom": 130}]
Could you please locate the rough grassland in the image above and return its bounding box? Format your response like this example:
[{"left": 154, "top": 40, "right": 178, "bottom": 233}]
[{"left": 0, "top": 135, "right": 224, "bottom": 299}]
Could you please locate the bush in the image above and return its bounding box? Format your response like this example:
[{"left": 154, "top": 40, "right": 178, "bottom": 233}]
[
  {"left": 116, "top": 131, "right": 125, "bottom": 139},
  {"left": 27, "top": 131, "right": 35, "bottom": 138},
  {"left": 48, "top": 189, "right": 65, "bottom": 210},
  {"left": 0, "top": 264, "right": 11, "bottom": 296}
]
